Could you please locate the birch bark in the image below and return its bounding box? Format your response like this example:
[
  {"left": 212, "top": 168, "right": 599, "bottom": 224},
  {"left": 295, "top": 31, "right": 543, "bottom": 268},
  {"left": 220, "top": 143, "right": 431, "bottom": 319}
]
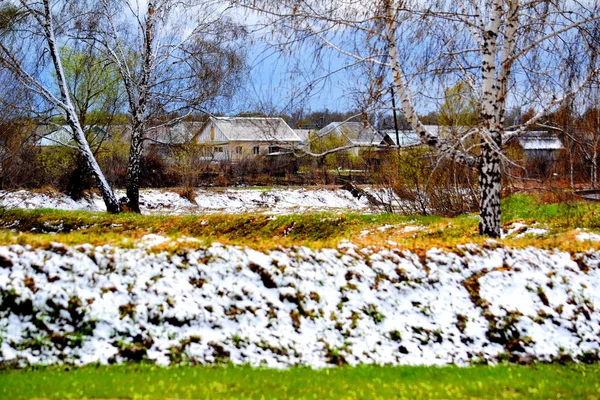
[{"left": 30, "top": 0, "right": 121, "bottom": 213}]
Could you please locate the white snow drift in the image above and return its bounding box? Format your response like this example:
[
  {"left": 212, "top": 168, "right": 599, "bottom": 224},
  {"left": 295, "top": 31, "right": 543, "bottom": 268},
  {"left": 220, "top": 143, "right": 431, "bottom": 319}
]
[
  {"left": 0, "top": 239, "right": 599, "bottom": 368},
  {"left": 0, "top": 188, "right": 374, "bottom": 214}
]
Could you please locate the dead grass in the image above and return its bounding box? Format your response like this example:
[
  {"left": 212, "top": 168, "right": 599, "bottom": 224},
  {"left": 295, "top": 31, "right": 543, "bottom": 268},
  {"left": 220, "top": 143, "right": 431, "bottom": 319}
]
[
  {"left": 28, "top": 185, "right": 63, "bottom": 197},
  {"left": 2, "top": 194, "right": 600, "bottom": 253},
  {"left": 174, "top": 186, "right": 197, "bottom": 203}
]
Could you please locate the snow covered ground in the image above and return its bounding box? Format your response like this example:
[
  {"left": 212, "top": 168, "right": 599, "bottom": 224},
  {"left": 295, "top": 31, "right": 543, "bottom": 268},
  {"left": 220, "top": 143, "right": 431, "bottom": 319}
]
[
  {"left": 1, "top": 238, "right": 599, "bottom": 368},
  {"left": 0, "top": 188, "right": 374, "bottom": 214}
]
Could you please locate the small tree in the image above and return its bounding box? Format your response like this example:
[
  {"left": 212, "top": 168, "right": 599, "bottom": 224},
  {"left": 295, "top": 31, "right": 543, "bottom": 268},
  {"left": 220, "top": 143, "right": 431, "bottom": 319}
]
[
  {"left": 0, "top": 0, "right": 120, "bottom": 212},
  {"left": 83, "top": 0, "right": 246, "bottom": 212},
  {"left": 438, "top": 82, "right": 478, "bottom": 131}
]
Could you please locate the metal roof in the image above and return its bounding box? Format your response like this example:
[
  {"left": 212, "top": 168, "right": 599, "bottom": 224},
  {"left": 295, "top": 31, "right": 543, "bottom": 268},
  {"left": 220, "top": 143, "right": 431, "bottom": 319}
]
[
  {"left": 380, "top": 129, "right": 422, "bottom": 147},
  {"left": 147, "top": 121, "right": 205, "bottom": 145},
  {"left": 515, "top": 131, "right": 563, "bottom": 150},
  {"left": 293, "top": 129, "right": 312, "bottom": 142},
  {"left": 212, "top": 117, "right": 301, "bottom": 142},
  {"left": 34, "top": 125, "right": 107, "bottom": 146},
  {"left": 318, "top": 122, "right": 385, "bottom": 146}
]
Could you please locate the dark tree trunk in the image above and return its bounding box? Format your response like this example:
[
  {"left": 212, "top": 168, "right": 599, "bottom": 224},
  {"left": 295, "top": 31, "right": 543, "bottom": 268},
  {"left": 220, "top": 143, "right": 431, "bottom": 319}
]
[
  {"left": 478, "top": 140, "right": 502, "bottom": 238},
  {"left": 65, "top": 155, "right": 92, "bottom": 200},
  {"left": 125, "top": 128, "right": 143, "bottom": 213}
]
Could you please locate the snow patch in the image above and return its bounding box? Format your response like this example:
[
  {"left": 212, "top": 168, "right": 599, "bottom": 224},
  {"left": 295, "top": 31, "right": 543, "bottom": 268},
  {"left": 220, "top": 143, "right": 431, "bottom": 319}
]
[
  {"left": 400, "top": 225, "right": 424, "bottom": 233},
  {"left": 576, "top": 231, "right": 600, "bottom": 242},
  {"left": 0, "top": 188, "right": 373, "bottom": 215},
  {"left": 504, "top": 222, "right": 549, "bottom": 239},
  {"left": 0, "top": 243, "right": 599, "bottom": 368}
]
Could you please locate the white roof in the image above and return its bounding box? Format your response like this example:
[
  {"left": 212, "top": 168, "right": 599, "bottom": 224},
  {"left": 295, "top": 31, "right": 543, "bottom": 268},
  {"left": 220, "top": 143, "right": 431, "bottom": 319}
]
[
  {"left": 212, "top": 117, "right": 301, "bottom": 142},
  {"left": 318, "top": 122, "right": 385, "bottom": 146},
  {"left": 147, "top": 122, "right": 205, "bottom": 145},
  {"left": 293, "top": 129, "right": 312, "bottom": 142},
  {"left": 34, "top": 125, "right": 107, "bottom": 146},
  {"left": 516, "top": 131, "right": 563, "bottom": 150},
  {"left": 380, "top": 130, "right": 422, "bottom": 147}
]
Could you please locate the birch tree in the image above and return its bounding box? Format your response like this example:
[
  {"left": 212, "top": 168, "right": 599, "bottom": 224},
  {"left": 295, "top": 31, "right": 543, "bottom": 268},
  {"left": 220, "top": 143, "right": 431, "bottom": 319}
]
[
  {"left": 0, "top": 0, "right": 121, "bottom": 212},
  {"left": 236, "top": 0, "right": 600, "bottom": 237},
  {"left": 60, "top": 43, "right": 124, "bottom": 199},
  {"left": 82, "top": 0, "right": 245, "bottom": 213}
]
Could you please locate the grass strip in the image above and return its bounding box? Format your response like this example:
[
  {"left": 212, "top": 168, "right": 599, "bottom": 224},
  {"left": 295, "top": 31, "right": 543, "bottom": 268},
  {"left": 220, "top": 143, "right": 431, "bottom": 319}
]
[
  {"left": 1, "top": 194, "right": 600, "bottom": 252},
  {"left": 1, "top": 364, "right": 599, "bottom": 399}
]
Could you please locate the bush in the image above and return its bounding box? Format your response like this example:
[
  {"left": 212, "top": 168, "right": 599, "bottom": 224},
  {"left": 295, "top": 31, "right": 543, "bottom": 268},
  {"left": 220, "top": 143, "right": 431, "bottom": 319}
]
[{"left": 371, "top": 147, "right": 478, "bottom": 216}]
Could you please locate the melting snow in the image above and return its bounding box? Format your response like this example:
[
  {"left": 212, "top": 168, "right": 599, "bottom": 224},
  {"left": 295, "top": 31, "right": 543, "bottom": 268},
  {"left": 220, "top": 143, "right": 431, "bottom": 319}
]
[
  {"left": 0, "top": 188, "right": 373, "bottom": 215},
  {"left": 577, "top": 231, "right": 600, "bottom": 242},
  {"left": 400, "top": 225, "right": 424, "bottom": 233},
  {"left": 0, "top": 241, "right": 598, "bottom": 368},
  {"left": 515, "top": 228, "right": 549, "bottom": 238},
  {"left": 504, "top": 222, "right": 549, "bottom": 239}
]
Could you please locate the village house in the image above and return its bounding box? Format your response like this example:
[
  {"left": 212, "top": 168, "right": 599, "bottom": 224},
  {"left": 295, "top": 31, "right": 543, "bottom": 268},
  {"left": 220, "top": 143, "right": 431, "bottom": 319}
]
[
  {"left": 34, "top": 124, "right": 110, "bottom": 147},
  {"left": 508, "top": 130, "right": 564, "bottom": 177},
  {"left": 195, "top": 117, "right": 302, "bottom": 161},
  {"left": 144, "top": 121, "right": 205, "bottom": 162},
  {"left": 379, "top": 129, "right": 422, "bottom": 148},
  {"left": 513, "top": 130, "right": 563, "bottom": 160},
  {"left": 317, "top": 122, "right": 393, "bottom": 154}
]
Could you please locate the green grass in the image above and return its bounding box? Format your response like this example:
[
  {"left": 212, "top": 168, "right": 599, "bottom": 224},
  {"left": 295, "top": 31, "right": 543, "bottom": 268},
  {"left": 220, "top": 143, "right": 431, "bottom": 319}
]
[
  {"left": 1, "top": 364, "right": 598, "bottom": 399},
  {"left": 500, "top": 194, "right": 600, "bottom": 227},
  {"left": 2, "top": 194, "right": 600, "bottom": 252}
]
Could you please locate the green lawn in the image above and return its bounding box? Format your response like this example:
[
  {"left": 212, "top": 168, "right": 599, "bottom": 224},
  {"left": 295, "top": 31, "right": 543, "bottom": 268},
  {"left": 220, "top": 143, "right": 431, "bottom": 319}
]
[{"left": 1, "top": 364, "right": 599, "bottom": 399}]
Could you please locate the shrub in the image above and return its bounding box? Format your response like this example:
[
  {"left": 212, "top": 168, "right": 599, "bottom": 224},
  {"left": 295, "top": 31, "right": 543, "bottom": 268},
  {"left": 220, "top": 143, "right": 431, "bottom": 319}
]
[{"left": 371, "top": 147, "right": 478, "bottom": 216}]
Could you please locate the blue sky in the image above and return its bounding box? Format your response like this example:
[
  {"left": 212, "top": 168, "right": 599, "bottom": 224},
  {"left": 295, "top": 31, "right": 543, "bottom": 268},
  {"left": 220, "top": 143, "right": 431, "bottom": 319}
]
[{"left": 235, "top": 43, "right": 356, "bottom": 114}]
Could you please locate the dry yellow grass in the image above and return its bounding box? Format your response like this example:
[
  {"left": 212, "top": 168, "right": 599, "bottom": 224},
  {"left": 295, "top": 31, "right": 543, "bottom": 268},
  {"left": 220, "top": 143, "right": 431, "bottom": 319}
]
[{"left": 1, "top": 194, "right": 600, "bottom": 253}]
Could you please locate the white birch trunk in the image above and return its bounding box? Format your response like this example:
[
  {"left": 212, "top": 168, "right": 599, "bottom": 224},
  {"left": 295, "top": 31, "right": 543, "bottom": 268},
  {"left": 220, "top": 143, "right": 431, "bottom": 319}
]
[
  {"left": 41, "top": 0, "right": 120, "bottom": 213},
  {"left": 476, "top": 1, "right": 503, "bottom": 238},
  {"left": 126, "top": 119, "right": 145, "bottom": 213},
  {"left": 478, "top": 131, "right": 502, "bottom": 237}
]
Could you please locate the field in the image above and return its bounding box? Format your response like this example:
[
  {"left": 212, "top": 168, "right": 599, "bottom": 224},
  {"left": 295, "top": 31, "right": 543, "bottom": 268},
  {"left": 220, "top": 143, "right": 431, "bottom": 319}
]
[{"left": 2, "top": 364, "right": 600, "bottom": 399}]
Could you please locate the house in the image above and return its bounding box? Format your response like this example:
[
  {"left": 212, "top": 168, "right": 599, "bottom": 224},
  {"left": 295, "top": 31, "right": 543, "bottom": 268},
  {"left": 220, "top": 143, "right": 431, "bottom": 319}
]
[
  {"left": 381, "top": 124, "right": 489, "bottom": 149},
  {"left": 379, "top": 129, "right": 422, "bottom": 148},
  {"left": 146, "top": 122, "right": 205, "bottom": 146},
  {"left": 195, "top": 117, "right": 302, "bottom": 161},
  {"left": 513, "top": 130, "right": 563, "bottom": 158},
  {"left": 509, "top": 130, "right": 563, "bottom": 176},
  {"left": 316, "top": 122, "right": 393, "bottom": 155},
  {"left": 34, "top": 124, "right": 109, "bottom": 147},
  {"left": 144, "top": 121, "right": 205, "bottom": 161}
]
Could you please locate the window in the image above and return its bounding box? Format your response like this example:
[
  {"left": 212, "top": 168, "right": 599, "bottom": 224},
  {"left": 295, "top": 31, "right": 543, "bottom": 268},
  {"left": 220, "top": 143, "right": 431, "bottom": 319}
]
[
  {"left": 210, "top": 126, "right": 215, "bottom": 141},
  {"left": 236, "top": 146, "right": 243, "bottom": 155},
  {"left": 214, "top": 146, "right": 223, "bottom": 153},
  {"left": 268, "top": 146, "right": 280, "bottom": 153},
  {"left": 253, "top": 146, "right": 260, "bottom": 155}
]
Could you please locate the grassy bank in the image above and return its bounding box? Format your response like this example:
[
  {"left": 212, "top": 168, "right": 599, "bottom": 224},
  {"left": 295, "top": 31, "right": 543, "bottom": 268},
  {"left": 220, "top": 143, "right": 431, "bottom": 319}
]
[
  {"left": 1, "top": 364, "right": 599, "bottom": 399},
  {"left": 1, "top": 194, "right": 600, "bottom": 252}
]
